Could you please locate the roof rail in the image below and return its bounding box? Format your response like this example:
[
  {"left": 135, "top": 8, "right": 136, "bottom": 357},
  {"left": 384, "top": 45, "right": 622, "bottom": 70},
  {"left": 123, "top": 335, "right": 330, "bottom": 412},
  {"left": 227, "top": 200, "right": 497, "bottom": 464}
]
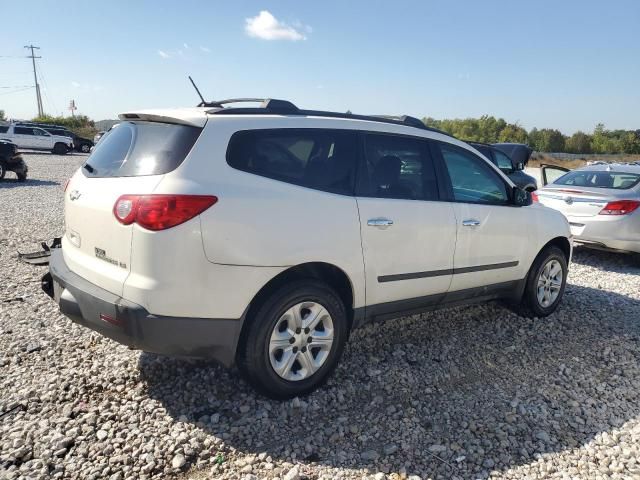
[{"left": 205, "top": 100, "right": 450, "bottom": 134}]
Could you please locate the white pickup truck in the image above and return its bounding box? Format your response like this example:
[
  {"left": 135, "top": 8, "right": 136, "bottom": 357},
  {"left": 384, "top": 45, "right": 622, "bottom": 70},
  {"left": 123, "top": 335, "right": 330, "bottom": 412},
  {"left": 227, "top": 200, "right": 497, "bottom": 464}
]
[{"left": 0, "top": 124, "right": 73, "bottom": 154}]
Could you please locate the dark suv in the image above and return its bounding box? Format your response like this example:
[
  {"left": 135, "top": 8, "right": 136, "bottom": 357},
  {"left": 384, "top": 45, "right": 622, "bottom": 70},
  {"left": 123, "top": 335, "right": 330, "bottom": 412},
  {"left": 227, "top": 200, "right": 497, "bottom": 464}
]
[{"left": 467, "top": 142, "right": 537, "bottom": 191}]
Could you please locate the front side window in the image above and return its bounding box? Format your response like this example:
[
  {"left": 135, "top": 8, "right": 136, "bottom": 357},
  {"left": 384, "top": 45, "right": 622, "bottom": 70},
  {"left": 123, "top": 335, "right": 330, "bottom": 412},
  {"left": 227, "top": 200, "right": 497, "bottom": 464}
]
[
  {"left": 227, "top": 129, "right": 358, "bottom": 195},
  {"left": 493, "top": 150, "right": 514, "bottom": 173},
  {"left": 361, "top": 133, "right": 438, "bottom": 201},
  {"left": 439, "top": 144, "right": 509, "bottom": 204}
]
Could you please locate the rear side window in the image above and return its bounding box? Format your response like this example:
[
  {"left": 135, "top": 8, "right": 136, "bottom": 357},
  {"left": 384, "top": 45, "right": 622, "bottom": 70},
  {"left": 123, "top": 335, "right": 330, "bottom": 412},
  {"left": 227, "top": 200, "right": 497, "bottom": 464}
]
[
  {"left": 227, "top": 129, "right": 358, "bottom": 195},
  {"left": 438, "top": 143, "right": 509, "bottom": 204},
  {"left": 83, "top": 121, "right": 202, "bottom": 177},
  {"left": 360, "top": 133, "right": 438, "bottom": 201},
  {"left": 14, "top": 127, "right": 35, "bottom": 135},
  {"left": 0, "top": 126, "right": 8, "bottom": 133},
  {"left": 554, "top": 170, "right": 640, "bottom": 189}
]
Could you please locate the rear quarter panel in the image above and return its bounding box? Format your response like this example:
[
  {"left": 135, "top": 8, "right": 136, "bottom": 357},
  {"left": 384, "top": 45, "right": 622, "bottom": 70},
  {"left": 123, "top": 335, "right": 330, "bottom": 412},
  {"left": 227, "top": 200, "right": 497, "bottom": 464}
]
[{"left": 159, "top": 117, "right": 367, "bottom": 308}]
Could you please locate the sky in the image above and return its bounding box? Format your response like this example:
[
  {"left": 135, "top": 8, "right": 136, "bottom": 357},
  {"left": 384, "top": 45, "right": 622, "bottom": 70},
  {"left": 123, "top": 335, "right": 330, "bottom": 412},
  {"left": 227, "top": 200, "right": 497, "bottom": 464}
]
[{"left": 0, "top": 0, "right": 638, "bottom": 134}]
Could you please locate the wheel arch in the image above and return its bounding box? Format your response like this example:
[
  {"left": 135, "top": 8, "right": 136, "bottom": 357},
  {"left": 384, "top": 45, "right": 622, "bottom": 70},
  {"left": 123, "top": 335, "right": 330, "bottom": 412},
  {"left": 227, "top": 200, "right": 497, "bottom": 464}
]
[
  {"left": 542, "top": 236, "right": 572, "bottom": 262},
  {"left": 235, "top": 262, "right": 356, "bottom": 360}
]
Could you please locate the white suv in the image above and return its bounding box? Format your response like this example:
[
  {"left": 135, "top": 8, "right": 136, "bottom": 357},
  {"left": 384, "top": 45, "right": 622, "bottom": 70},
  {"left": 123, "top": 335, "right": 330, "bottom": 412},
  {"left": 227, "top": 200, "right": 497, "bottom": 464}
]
[
  {"left": 43, "top": 100, "right": 572, "bottom": 398},
  {"left": 0, "top": 123, "right": 73, "bottom": 154}
]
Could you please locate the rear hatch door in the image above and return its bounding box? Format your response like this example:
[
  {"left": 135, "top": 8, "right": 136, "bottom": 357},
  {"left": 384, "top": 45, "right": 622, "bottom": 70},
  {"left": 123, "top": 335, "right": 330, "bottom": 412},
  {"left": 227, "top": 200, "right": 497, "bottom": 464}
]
[{"left": 63, "top": 120, "right": 203, "bottom": 296}]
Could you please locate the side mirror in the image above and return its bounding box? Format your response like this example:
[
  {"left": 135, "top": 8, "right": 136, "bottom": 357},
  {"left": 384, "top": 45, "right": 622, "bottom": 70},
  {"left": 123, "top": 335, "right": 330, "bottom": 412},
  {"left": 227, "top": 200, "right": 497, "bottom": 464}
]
[
  {"left": 512, "top": 186, "right": 531, "bottom": 207},
  {"left": 515, "top": 162, "right": 524, "bottom": 171}
]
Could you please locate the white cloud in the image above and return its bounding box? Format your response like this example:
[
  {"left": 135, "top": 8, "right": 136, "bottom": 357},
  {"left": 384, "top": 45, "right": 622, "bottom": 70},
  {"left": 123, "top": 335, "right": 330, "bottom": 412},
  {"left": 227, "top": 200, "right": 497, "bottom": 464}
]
[
  {"left": 245, "top": 10, "right": 307, "bottom": 41},
  {"left": 200, "top": 46, "right": 211, "bottom": 53},
  {"left": 157, "top": 50, "right": 170, "bottom": 59},
  {"left": 183, "top": 43, "right": 190, "bottom": 49},
  {"left": 71, "top": 81, "right": 81, "bottom": 88}
]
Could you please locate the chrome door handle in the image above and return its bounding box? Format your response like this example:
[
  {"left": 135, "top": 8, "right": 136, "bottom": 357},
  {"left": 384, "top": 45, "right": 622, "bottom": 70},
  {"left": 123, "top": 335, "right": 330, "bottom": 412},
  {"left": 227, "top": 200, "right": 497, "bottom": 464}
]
[
  {"left": 462, "top": 219, "right": 481, "bottom": 227},
  {"left": 367, "top": 218, "right": 394, "bottom": 227}
]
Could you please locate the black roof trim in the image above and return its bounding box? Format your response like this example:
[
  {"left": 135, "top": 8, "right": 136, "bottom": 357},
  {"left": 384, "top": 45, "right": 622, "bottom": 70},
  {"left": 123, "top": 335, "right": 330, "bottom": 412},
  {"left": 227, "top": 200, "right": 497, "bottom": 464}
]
[{"left": 208, "top": 102, "right": 451, "bottom": 135}]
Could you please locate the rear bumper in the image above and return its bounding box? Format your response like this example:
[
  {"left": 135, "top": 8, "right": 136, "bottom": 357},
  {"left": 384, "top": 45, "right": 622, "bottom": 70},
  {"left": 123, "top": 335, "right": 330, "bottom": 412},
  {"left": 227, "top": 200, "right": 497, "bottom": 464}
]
[
  {"left": 44, "top": 249, "right": 244, "bottom": 366},
  {"left": 569, "top": 214, "right": 640, "bottom": 254}
]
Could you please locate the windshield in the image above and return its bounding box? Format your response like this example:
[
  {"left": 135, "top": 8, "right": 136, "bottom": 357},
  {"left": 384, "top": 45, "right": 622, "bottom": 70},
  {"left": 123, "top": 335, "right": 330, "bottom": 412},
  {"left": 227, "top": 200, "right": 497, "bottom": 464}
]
[
  {"left": 83, "top": 121, "right": 202, "bottom": 177},
  {"left": 553, "top": 170, "right": 640, "bottom": 190}
]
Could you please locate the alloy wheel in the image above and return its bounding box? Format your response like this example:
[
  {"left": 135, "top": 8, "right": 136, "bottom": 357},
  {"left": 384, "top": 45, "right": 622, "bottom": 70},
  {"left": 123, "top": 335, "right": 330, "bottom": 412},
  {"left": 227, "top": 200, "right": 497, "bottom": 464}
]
[
  {"left": 536, "top": 259, "right": 563, "bottom": 308},
  {"left": 268, "top": 301, "right": 334, "bottom": 381}
]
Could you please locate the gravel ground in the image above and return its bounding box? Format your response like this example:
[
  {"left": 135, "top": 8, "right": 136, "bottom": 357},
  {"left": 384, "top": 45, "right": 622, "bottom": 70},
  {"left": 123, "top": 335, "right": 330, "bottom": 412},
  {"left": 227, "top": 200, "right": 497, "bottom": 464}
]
[{"left": 1, "top": 153, "right": 640, "bottom": 480}]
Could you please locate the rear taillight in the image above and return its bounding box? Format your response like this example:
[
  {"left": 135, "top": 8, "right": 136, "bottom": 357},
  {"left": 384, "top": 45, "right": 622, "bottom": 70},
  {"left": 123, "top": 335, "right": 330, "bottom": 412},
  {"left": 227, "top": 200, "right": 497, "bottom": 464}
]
[
  {"left": 113, "top": 194, "right": 218, "bottom": 230},
  {"left": 598, "top": 200, "right": 640, "bottom": 216},
  {"left": 531, "top": 191, "right": 539, "bottom": 202}
]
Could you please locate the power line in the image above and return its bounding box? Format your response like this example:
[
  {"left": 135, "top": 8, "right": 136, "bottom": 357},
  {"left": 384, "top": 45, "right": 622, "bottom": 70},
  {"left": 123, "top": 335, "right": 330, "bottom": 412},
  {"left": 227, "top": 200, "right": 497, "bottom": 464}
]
[
  {"left": 24, "top": 45, "right": 43, "bottom": 117},
  {"left": 0, "top": 85, "right": 33, "bottom": 88},
  {"left": 0, "top": 86, "right": 34, "bottom": 96}
]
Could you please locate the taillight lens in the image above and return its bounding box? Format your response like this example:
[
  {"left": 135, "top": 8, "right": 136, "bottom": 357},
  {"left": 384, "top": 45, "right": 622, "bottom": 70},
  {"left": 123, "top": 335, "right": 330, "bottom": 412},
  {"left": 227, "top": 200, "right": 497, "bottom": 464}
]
[
  {"left": 113, "top": 195, "right": 217, "bottom": 230},
  {"left": 598, "top": 200, "right": 640, "bottom": 216},
  {"left": 531, "top": 191, "right": 539, "bottom": 202}
]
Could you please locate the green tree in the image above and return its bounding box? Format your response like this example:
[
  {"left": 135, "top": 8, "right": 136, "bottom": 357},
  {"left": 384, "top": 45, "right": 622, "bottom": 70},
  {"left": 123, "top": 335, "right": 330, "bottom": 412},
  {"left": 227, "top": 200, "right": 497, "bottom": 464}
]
[
  {"left": 534, "top": 129, "right": 565, "bottom": 152},
  {"left": 0, "top": 110, "right": 6, "bottom": 121},
  {"left": 565, "top": 131, "right": 592, "bottom": 154},
  {"left": 498, "top": 124, "right": 528, "bottom": 143}
]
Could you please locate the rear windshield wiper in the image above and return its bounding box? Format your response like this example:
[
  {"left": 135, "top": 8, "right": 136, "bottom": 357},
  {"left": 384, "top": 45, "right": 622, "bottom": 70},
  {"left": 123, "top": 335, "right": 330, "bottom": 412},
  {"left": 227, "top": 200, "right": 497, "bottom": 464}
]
[{"left": 83, "top": 163, "right": 95, "bottom": 173}]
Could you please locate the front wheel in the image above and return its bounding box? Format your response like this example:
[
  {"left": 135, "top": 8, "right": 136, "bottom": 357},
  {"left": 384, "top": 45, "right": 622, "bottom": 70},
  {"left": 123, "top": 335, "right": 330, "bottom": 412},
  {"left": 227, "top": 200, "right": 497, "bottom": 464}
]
[
  {"left": 520, "top": 246, "right": 568, "bottom": 317},
  {"left": 0, "top": 163, "right": 5, "bottom": 179},
  {"left": 17, "top": 172, "right": 27, "bottom": 182},
  {"left": 237, "top": 280, "right": 349, "bottom": 399},
  {"left": 80, "top": 144, "right": 91, "bottom": 153}
]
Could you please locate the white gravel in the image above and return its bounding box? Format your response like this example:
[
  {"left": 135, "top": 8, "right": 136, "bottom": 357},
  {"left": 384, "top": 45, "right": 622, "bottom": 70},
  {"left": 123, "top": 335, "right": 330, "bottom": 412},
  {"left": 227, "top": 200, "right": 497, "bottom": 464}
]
[{"left": 1, "top": 153, "right": 640, "bottom": 480}]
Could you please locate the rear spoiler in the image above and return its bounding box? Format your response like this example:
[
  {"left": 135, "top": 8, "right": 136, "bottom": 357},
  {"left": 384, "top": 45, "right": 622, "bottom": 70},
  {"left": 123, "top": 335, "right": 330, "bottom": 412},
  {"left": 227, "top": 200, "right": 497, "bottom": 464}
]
[{"left": 118, "top": 111, "right": 207, "bottom": 128}]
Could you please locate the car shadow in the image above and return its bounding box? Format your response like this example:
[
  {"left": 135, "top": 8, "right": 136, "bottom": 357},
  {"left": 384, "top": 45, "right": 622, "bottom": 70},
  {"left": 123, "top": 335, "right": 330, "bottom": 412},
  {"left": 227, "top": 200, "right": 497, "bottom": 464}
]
[
  {"left": 571, "top": 246, "right": 639, "bottom": 274},
  {"left": 139, "top": 283, "right": 640, "bottom": 478},
  {"left": 0, "top": 178, "right": 59, "bottom": 188}
]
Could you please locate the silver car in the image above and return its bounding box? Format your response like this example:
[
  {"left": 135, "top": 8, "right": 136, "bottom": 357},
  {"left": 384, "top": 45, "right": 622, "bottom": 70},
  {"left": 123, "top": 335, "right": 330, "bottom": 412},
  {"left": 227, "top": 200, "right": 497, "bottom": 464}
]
[{"left": 537, "top": 163, "right": 640, "bottom": 254}]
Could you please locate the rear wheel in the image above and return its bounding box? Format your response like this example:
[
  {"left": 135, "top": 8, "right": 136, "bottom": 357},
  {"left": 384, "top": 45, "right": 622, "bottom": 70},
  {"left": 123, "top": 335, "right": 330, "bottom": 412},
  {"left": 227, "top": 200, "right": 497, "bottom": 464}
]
[
  {"left": 80, "top": 143, "right": 91, "bottom": 153},
  {"left": 0, "top": 163, "right": 5, "bottom": 179},
  {"left": 53, "top": 143, "right": 68, "bottom": 155},
  {"left": 237, "top": 280, "right": 349, "bottom": 399},
  {"left": 520, "top": 246, "right": 568, "bottom": 317}
]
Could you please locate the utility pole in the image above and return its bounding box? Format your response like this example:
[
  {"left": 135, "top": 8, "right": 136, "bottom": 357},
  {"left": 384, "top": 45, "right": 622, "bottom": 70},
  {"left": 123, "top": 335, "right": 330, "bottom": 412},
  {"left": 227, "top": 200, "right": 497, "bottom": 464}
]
[{"left": 24, "top": 44, "right": 43, "bottom": 117}]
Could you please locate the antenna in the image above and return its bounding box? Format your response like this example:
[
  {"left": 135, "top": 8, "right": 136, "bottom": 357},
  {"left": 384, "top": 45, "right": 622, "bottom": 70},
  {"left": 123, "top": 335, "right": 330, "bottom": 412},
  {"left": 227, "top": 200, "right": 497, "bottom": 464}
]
[{"left": 188, "top": 76, "right": 207, "bottom": 106}]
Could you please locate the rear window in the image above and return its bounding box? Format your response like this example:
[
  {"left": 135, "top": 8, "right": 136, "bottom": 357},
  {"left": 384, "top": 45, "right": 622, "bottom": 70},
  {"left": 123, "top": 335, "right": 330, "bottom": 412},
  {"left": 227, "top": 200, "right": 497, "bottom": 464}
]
[
  {"left": 82, "top": 121, "right": 202, "bottom": 178},
  {"left": 554, "top": 170, "right": 640, "bottom": 190},
  {"left": 226, "top": 129, "right": 358, "bottom": 195}
]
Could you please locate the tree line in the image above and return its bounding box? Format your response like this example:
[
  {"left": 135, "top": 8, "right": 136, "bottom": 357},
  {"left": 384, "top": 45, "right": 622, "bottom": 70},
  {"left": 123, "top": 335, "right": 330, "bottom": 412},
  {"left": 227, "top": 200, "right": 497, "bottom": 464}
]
[{"left": 423, "top": 115, "right": 640, "bottom": 154}]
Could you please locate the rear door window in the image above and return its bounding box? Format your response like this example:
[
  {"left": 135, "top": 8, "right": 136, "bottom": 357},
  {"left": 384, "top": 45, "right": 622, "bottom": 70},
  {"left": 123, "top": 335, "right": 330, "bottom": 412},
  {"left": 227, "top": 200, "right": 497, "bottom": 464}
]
[
  {"left": 227, "top": 129, "right": 359, "bottom": 195},
  {"left": 360, "top": 133, "right": 438, "bottom": 201},
  {"left": 14, "top": 127, "right": 35, "bottom": 135},
  {"left": 83, "top": 121, "right": 202, "bottom": 177}
]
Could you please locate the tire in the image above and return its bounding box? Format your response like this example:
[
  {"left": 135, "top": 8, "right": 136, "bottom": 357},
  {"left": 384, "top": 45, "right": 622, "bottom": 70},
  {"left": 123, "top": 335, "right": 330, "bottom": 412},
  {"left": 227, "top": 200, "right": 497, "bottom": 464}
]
[
  {"left": 80, "top": 143, "right": 91, "bottom": 153},
  {"left": 0, "top": 163, "right": 5, "bottom": 179},
  {"left": 53, "top": 143, "right": 68, "bottom": 155},
  {"left": 17, "top": 172, "right": 27, "bottom": 182},
  {"left": 519, "top": 246, "right": 568, "bottom": 317},
  {"left": 237, "top": 280, "right": 349, "bottom": 399}
]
